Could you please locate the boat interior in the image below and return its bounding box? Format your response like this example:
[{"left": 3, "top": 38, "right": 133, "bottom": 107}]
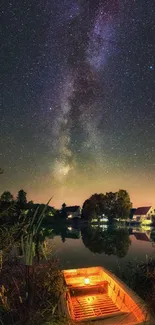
[{"left": 62, "top": 266, "right": 151, "bottom": 324}]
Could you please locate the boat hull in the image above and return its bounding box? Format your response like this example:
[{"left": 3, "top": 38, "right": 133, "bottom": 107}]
[{"left": 60, "top": 266, "right": 154, "bottom": 325}]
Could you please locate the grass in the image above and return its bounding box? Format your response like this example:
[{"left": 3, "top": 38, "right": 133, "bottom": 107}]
[
  {"left": 116, "top": 258, "right": 155, "bottom": 318},
  {"left": 0, "top": 201, "right": 65, "bottom": 325},
  {"left": 0, "top": 260, "right": 64, "bottom": 325}
]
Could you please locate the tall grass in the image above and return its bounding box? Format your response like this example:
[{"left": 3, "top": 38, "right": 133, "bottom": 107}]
[
  {"left": 0, "top": 199, "right": 64, "bottom": 325},
  {"left": 116, "top": 258, "right": 155, "bottom": 318}
]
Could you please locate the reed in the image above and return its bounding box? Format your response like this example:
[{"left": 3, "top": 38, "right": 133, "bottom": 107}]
[{"left": 0, "top": 198, "right": 64, "bottom": 325}]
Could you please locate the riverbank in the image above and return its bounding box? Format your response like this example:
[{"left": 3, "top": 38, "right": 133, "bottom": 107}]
[
  {"left": 116, "top": 259, "right": 155, "bottom": 318},
  {"left": 0, "top": 220, "right": 155, "bottom": 324}
]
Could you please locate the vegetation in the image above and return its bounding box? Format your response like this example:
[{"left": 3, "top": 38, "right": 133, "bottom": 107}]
[
  {"left": 0, "top": 203, "right": 64, "bottom": 325},
  {"left": 17, "top": 189, "right": 27, "bottom": 204},
  {"left": 60, "top": 203, "right": 67, "bottom": 219},
  {"left": 0, "top": 191, "right": 14, "bottom": 202},
  {"left": 152, "top": 215, "right": 155, "bottom": 226},
  {"left": 116, "top": 190, "right": 132, "bottom": 221},
  {"left": 0, "top": 188, "right": 132, "bottom": 226},
  {"left": 116, "top": 259, "right": 155, "bottom": 318},
  {"left": 81, "top": 189, "right": 132, "bottom": 222},
  {"left": 0, "top": 188, "right": 57, "bottom": 226}
]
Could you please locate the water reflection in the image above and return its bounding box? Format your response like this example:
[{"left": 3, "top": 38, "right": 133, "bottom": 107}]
[
  {"left": 41, "top": 224, "right": 155, "bottom": 250},
  {"left": 130, "top": 227, "right": 155, "bottom": 247},
  {"left": 81, "top": 226, "right": 131, "bottom": 258},
  {"left": 52, "top": 224, "right": 81, "bottom": 242},
  {"left": 34, "top": 224, "right": 155, "bottom": 271}
]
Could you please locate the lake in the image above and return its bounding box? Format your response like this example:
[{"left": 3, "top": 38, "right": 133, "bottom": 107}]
[{"left": 46, "top": 224, "right": 155, "bottom": 275}]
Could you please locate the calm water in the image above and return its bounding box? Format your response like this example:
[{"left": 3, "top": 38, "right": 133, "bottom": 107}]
[{"left": 47, "top": 225, "right": 155, "bottom": 274}]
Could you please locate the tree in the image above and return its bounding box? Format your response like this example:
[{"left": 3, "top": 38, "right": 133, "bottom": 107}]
[
  {"left": 81, "top": 193, "right": 105, "bottom": 221},
  {"left": 152, "top": 216, "right": 155, "bottom": 227},
  {"left": 61, "top": 203, "right": 67, "bottom": 219},
  {"left": 116, "top": 189, "right": 132, "bottom": 220},
  {"left": 81, "top": 199, "right": 95, "bottom": 220},
  {"left": 17, "top": 189, "right": 27, "bottom": 205},
  {"left": 82, "top": 189, "right": 132, "bottom": 223},
  {"left": 103, "top": 190, "right": 132, "bottom": 222},
  {"left": 0, "top": 191, "right": 14, "bottom": 202},
  {"left": 28, "top": 200, "right": 34, "bottom": 205},
  {"left": 103, "top": 192, "right": 117, "bottom": 223}
]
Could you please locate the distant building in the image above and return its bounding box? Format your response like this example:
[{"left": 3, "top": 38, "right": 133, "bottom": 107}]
[
  {"left": 133, "top": 206, "right": 155, "bottom": 224},
  {"left": 65, "top": 206, "right": 81, "bottom": 219}
]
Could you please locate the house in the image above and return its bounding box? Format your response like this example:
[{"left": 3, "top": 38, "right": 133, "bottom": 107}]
[
  {"left": 133, "top": 206, "right": 155, "bottom": 224},
  {"left": 65, "top": 206, "right": 81, "bottom": 219}
]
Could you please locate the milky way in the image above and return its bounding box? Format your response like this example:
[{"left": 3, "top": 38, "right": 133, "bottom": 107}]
[
  {"left": 1, "top": 0, "right": 155, "bottom": 207},
  {"left": 52, "top": 1, "right": 120, "bottom": 180}
]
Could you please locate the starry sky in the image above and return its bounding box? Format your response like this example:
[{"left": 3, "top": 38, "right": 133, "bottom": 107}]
[{"left": 1, "top": 0, "right": 155, "bottom": 208}]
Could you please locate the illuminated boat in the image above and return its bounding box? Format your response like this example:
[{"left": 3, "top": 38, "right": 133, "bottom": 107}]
[{"left": 60, "top": 266, "right": 153, "bottom": 324}]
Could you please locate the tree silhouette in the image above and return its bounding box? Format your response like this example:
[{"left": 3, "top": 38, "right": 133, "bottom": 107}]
[
  {"left": 150, "top": 229, "right": 155, "bottom": 242},
  {"left": 0, "top": 191, "right": 14, "bottom": 202},
  {"left": 28, "top": 200, "right": 34, "bottom": 205},
  {"left": 61, "top": 203, "right": 67, "bottom": 219},
  {"left": 81, "top": 193, "right": 105, "bottom": 221},
  {"left": 103, "top": 192, "right": 117, "bottom": 222},
  {"left": 17, "top": 189, "right": 27, "bottom": 205},
  {"left": 82, "top": 190, "right": 132, "bottom": 222},
  {"left": 116, "top": 189, "right": 132, "bottom": 220}
]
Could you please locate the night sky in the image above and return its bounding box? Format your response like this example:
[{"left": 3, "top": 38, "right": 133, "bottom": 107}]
[{"left": 1, "top": 0, "right": 155, "bottom": 208}]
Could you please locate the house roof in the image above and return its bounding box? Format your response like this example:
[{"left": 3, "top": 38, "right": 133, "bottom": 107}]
[
  {"left": 134, "top": 206, "right": 152, "bottom": 215},
  {"left": 65, "top": 206, "right": 80, "bottom": 213},
  {"left": 133, "top": 232, "right": 150, "bottom": 242}
]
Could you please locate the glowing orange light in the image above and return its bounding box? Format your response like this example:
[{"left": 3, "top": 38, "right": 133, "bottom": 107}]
[{"left": 84, "top": 277, "right": 90, "bottom": 285}]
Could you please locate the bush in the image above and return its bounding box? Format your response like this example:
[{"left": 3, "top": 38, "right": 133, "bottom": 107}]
[{"left": 0, "top": 259, "right": 64, "bottom": 325}]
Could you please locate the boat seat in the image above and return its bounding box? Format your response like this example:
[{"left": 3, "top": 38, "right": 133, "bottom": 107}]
[{"left": 69, "top": 281, "right": 108, "bottom": 296}]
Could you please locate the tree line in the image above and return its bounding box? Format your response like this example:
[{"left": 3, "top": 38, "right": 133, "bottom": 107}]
[
  {"left": 81, "top": 189, "right": 132, "bottom": 222},
  {"left": 0, "top": 189, "right": 32, "bottom": 205},
  {"left": 0, "top": 188, "right": 132, "bottom": 224}
]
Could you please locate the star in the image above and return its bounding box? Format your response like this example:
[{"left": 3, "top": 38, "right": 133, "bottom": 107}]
[{"left": 1, "top": 0, "right": 155, "bottom": 208}]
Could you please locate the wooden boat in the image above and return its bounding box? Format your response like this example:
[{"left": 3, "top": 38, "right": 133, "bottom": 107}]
[{"left": 60, "top": 266, "right": 154, "bottom": 324}]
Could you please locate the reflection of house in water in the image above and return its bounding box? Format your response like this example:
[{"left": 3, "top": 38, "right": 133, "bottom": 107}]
[
  {"left": 133, "top": 206, "right": 155, "bottom": 224},
  {"left": 66, "top": 227, "right": 80, "bottom": 239},
  {"left": 133, "top": 232, "right": 150, "bottom": 242},
  {"left": 132, "top": 228, "right": 155, "bottom": 248},
  {"left": 65, "top": 206, "right": 81, "bottom": 220}
]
